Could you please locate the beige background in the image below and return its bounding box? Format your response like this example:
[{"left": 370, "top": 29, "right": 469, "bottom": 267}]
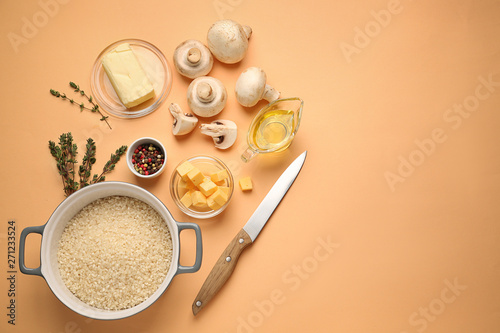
[{"left": 1, "top": 0, "right": 500, "bottom": 332}]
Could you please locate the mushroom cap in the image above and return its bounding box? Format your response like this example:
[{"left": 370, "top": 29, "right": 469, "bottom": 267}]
[
  {"left": 173, "top": 39, "right": 213, "bottom": 79},
  {"left": 235, "top": 67, "right": 267, "bottom": 107},
  {"left": 187, "top": 76, "right": 227, "bottom": 117},
  {"left": 207, "top": 19, "right": 252, "bottom": 64},
  {"left": 200, "top": 120, "right": 238, "bottom": 149}
]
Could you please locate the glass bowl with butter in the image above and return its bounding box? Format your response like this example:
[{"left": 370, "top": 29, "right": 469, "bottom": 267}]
[
  {"left": 170, "top": 155, "right": 234, "bottom": 219},
  {"left": 91, "top": 39, "right": 172, "bottom": 118}
]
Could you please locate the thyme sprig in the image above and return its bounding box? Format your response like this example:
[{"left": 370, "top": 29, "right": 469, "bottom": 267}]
[
  {"left": 49, "top": 132, "right": 127, "bottom": 197},
  {"left": 91, "top": 145, "right": 128, "bottom": 184},
  {"left": 50, "top": 82, "right": 112, "bottom": 129}
]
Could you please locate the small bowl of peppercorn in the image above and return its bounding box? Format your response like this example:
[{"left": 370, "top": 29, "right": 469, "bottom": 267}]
[{"left": 126, "top": 137, "right": 167, "bottom": 178}]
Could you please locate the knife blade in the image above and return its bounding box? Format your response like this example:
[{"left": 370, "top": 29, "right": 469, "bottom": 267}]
[{"left": 192, "top": 151, "right": 307, "bottom": 315}]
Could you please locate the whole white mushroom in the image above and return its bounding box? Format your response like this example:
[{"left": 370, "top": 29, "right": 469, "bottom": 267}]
[
  {"left": 207, "top": 19, "right": 252, "bottom": 64},
  {"left": 173, "top": 39, "right": 213, "bottom": 79},
  {"left": 235, "top": 67, "right": 280, "bottom": 107},
  {"left": 187, "top": 76, "right": 227, "bottom": 117}
]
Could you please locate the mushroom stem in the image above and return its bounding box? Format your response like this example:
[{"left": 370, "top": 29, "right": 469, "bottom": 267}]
[
  {"left": 200, "top": 123, "right": 224, "bottom": 137},
  {"left": 262, "top": 84, "right": 280, "bottom": 102},
  {"left": 197, "top": 82, "right": 215, "bottom": 102},
  {"left": 242, "top": 25, "right": 252, "bottom": 39},
  {"left": 187, "top": 48, "right": 201, "bottom": 65}
]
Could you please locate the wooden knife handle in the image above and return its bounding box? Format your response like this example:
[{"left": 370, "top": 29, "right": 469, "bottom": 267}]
[{"left": 192, "top": 228, "right": 253, "bottom": 315}]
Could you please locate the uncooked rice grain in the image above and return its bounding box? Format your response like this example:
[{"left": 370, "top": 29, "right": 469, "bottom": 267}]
[{"left": 57, "top": 195, "right": 173, "bottom": 310}]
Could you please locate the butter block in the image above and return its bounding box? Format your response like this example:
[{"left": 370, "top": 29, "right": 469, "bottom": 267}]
[
  {"left": 177, "top": 161, "right": 195, "bottom": 181},
  {"left": 209, "top": 188, "right": 228, "bottom": 206},
  {"left": 239, "top": 176, "right": 253, "bottom": 191},
  {"left": 210, "top": 169, "right": 229, "bottom": 183},
  {"left": 102, "top": 43, "right": 155, "bottom": 108},
  {"left": 187, "top": 168, "right": 205, "bottom": 186},
  {"left": 191, "top": 191, "right": 207, "bottom": 208},
  {"left": 198, "top": 180, "right": 218, "bottom": 197},
  {"left": 180, "top": 192, "right": 192, "bottom": 208}
]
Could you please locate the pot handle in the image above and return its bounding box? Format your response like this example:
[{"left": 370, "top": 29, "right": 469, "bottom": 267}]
[
  {"left": 19, "top": 225, "right": 45, "bottom": 277},
  {"left": 176, "top": 222, "right": 203, "bottom": 275}
]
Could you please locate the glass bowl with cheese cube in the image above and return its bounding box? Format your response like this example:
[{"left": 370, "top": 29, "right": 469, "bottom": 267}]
[{"left": 170, "top": 155, "right": 234, "bottom": 218}]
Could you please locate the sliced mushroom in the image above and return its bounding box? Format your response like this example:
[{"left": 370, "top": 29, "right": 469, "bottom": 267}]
[
  {"left": 207, "top": 19, "right": 252, "bottom": 64},
  {"left": 173, "top": 39, "right": 213, "bottom": 79},
  {"left": 187, "top": 76, "right": 227, "bottom": 117},
  {"left": 235, "top": 67, "right": 280, "bottom": 107},
  {"left": 169, "top": 103, "right": 198, "bottom": 135},
  {"left": 200, "top": 120, "right": 238, "bottom": 149}
]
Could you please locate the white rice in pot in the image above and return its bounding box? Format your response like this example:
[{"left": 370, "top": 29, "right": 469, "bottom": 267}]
[{"left": 57, "top": 195, "right": 173, "bottom": 310}]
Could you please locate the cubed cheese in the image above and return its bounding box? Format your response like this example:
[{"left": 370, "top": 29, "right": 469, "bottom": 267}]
[
  {"left": 210, "top": 169, "right": 229, "bottom": 182},
  {"left": 180, "top": 192, "right": 192, "bottom": 208},
  {"left": 176, "top": 161, "right": 195, "bottom": 180},
  {"left": 209, "top": 188, "right": 228, "bottom": 206},
  {"left": 239, "top": 176, "right": 253, "bottom": 191},
  {"left": 207, "top": 196, "right": 223, "bottom": 210},
  {"left": 176, "top": 162, "right": 233, "bottom": 212},
  {"left": 178, "top": 179, "right": 196, "bottom": 191},
  {"left": 198, "top": 180, "right": 218, "bottom": 197},
  {"left": 218, "top": 186, "right": 230, "bottom": 196},
  {"left": 191, "top": 191, "right": 207, "bottom": 208},
  {"left": 102, "top": 43, "right": 155, "bottom": 108},
  {"left": 187, "top": 168, "right": 204, "bottom": 186}
]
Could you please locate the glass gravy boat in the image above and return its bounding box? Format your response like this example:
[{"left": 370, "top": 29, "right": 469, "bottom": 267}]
[{"left": 241, "top": 97, "right": 303, "bottom": 162}]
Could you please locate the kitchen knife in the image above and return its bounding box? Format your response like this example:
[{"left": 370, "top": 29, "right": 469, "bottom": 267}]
[{"left": 192, "top": 151, "right": 307, "bottom": 315}]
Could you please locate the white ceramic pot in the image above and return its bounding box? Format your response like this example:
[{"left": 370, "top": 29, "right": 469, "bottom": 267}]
[{"left": 19, "top": 182, "right": 202, "bottom": 320}]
